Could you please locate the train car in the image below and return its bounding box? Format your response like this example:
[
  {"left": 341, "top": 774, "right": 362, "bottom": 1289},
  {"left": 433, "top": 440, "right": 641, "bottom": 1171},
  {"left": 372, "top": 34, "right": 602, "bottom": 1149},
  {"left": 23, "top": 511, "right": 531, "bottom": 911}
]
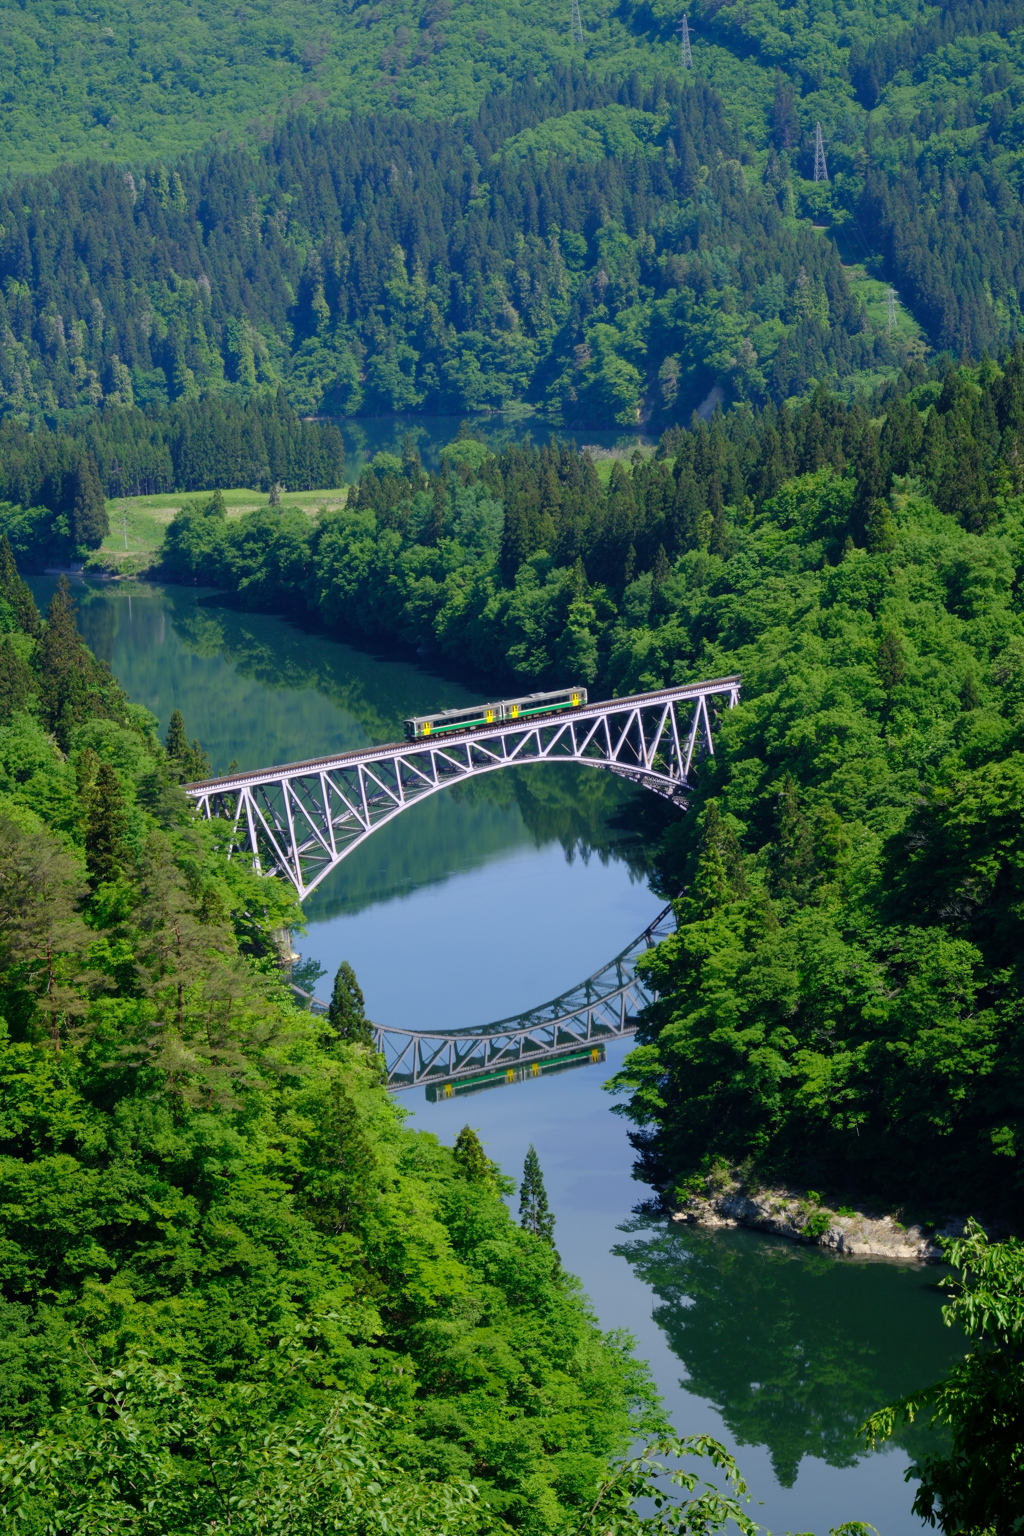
[{"left": 404, "top": 686, "right": 587, "bottom": 741}]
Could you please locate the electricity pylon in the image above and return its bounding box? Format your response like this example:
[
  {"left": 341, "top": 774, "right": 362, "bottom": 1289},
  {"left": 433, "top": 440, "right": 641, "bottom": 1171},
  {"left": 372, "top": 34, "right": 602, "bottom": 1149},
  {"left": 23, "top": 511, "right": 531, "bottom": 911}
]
[
  {"left": 886, "top": 286, "right": 898, "bottom": 332},
  {"left": 679, "top": 14, "right": 693, "bottom": 68},
  {"left": 813, "top": 122, "right": 829, "bottom": 182},
  {"left": 571, "top": 0, "right": 583, "bottom": 45}
]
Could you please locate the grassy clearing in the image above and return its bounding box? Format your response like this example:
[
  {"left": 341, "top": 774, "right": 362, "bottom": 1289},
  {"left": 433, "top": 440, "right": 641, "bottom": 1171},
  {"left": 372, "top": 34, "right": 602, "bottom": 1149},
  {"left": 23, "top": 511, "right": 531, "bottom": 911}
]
[
  {"left": 94, "top": 486, "right": 348, "bottom": 575},
  {"left": 843, "top": 265, "right": 929, "bottom": 359}
]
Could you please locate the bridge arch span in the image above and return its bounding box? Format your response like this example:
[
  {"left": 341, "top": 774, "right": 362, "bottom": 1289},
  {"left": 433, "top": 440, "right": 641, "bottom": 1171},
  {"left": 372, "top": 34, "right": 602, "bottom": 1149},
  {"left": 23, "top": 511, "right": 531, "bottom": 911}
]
[{"left": 185, "top": 677, "right": 740, "bottom": 900}]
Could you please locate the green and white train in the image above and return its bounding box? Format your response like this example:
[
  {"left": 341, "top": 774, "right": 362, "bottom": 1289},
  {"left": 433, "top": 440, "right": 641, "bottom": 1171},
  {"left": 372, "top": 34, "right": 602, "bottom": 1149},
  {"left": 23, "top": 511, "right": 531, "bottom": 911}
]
[{"left": 403, "top": 686, "right": 587, "bottom": 741}]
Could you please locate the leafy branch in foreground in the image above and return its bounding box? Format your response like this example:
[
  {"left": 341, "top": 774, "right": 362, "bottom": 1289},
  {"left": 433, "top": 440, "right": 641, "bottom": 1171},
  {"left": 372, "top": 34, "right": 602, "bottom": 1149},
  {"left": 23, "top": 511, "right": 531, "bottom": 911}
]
[
  {"left": 0, "top": 1354, "right": 482, "bottom": 1536},
  {"left": 567, "top": 1436, "right": 875, "bottom": 1536},
  {"left": 567, "top": 1435, "right": 758, "bottom": 1536},
  {"left": 863, "top": 1220, "right": 1024, "bottom": 1534}
]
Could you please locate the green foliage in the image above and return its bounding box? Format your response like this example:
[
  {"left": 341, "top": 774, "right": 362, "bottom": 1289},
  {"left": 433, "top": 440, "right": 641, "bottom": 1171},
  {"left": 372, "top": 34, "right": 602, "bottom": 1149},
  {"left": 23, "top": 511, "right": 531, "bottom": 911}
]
[
  {"left": 34, "top": 577, "right": 132, "bottom": 750},
  {"left": 0, "top": 74, "right": 897, "bottom": 435},
  {"left": 326, "top": 960, "right": 376, "bottom": 1050},
  {"left": 0, "top": 1356, "right": 483, "bottom": 1536},
  {"left": 453, "top": 1125, "right": 492, "bottom": 1186},
  {"left": 520, "top": 1144, "right": 557, "bottom": 1247},
  {"left": 80, "top": 754, "right": 131, "bottom": 890},
  {"left": 864, "top": 1221, "right": 1024, "bottom": 1533},
  {"left": 70, "top": 455, "right": 109, "bottom": 551},
  {"left": 0, "top": 541, "right": 656, "bottom": 1535},
  {"left": 164, "top": 709, "right": 211, "bottom": 783},
  {"left": 567, "top": 1434, "right": 758, "bottom": 1536}
]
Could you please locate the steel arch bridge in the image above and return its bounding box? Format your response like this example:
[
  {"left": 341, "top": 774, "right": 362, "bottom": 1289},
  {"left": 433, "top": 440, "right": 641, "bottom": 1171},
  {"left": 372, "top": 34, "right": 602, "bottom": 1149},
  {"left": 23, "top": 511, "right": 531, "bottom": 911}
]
[
  {"left": 185, "top": 676, "right": 741, "bottom": 898},
  {"left": 295, "top": 902, "right": 677, "bottom": 1092}
]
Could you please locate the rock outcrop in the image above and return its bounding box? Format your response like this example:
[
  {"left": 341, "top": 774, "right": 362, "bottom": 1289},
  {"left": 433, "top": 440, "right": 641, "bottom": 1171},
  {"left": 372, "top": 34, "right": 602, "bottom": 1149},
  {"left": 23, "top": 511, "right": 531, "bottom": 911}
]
[{"left": 672, "top": 1170, "right": 986, "bottom": 1261}]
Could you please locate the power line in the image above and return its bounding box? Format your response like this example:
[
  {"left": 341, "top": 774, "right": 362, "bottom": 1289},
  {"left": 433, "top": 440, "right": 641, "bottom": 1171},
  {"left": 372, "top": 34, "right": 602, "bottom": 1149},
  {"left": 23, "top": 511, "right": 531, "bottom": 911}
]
[
  {"left": 679, "top": 13, "right": 693, "bottom": 68},
  {"left": 813, "top": 122, "right": 829, "bottom": 182},
  {"left": 570, "top": 0, "right": 583, "bottom": 45}
]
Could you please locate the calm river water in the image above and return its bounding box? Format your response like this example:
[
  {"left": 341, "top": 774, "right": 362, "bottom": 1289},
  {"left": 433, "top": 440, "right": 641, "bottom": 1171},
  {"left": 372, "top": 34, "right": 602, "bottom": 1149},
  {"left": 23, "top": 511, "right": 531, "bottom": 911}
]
[{"left": 34, "top": 572, "right": 967, "bottom": 1535}]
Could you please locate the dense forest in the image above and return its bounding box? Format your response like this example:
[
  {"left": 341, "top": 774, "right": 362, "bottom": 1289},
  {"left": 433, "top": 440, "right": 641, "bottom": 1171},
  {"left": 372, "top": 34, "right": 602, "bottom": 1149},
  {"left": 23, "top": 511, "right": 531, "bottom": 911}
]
[
  {"left": 154, "top": 349, "right": 1024, "bottom": 1222},
  {"left": 0, "top": 71, "right": 895, "bottom": 431},
  {"left": 9, "top": 0, "right": 1024, "bottom": 430},
  {"left": 0, "top": 547, "right": 676, "bottom": 1530},
  {"left": 0, "top": 392, "right": 344, "bottom": 565}
]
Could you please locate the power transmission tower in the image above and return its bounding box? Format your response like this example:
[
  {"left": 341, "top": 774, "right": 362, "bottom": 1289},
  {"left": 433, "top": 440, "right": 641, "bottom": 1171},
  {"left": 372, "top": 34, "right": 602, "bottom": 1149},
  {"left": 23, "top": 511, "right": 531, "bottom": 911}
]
[
  {"left": 886, "top": 286, "right": 898, "bottom": 332},
  {"left": 570, "top": 0, "right": 583, "bottom": 45},
  {"left": 679, "top": 13, "right": 693, "bottom": 68},
  {"left": 813, "top": 122, "right": 829, "bottom": 182}
]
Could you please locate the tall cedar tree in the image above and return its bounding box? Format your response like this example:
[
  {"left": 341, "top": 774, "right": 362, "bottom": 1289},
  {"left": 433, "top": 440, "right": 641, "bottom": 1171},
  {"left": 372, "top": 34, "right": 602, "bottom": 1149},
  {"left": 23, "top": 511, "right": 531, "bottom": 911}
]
[
  {"left": 165, "top": 710, "right": 188, "bottom": 762},
  {"left": 519, "top": 1145, "right": 556, "bottom": 1246},
  {"left": 71, "top": 456, "right": 109, "bottom": 549},
  {"left": 453, "top": 1126, "right": 492, "bottom": 1185},
  {"left": 164, "top": 709, "right": 210, "bottom": 781},
  {"left": 82, "top": 759, "right": 130, "bottom": 889},
  {"left": 0, "top": 638, "right": 35, "bottom": 723},
  {"left": 35, "top": 577, "right": 116, "bottom": 749},
  {"left": 326, "top": 961, "right": 375, "bottom": 1047},
  {"left": 0, "top": 533, "right": 41, "bottom": 635}
]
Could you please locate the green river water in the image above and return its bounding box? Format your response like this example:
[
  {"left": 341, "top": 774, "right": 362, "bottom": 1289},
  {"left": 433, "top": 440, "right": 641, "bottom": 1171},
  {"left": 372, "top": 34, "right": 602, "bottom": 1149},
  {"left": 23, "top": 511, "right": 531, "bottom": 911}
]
[{"left": 32, "top": 569, "right": 968, "bottom": 1536}]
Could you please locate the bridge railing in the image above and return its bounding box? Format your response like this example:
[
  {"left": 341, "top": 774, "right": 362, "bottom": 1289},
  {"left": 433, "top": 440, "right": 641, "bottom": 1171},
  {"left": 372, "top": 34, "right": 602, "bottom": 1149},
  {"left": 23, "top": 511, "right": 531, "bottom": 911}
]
[{"left": 186, "top": 677, "right": 740, "bottom": 898}]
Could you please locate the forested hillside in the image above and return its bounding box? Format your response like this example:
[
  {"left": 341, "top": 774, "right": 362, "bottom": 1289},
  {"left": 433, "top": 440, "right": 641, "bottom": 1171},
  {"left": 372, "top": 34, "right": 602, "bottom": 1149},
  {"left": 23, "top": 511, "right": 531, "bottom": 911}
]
[
  {"left": 7, "top": 0, "right": 1024, "bottom": 430},
  {"left": 0, "top": 546, "right": 661, "bottom": 1529},
  {"left": 155, "top": 350, "right": 1024, "bottom": 1218},
  {"left": 0, "top": 72, "right": 898, "bottom": 433}
]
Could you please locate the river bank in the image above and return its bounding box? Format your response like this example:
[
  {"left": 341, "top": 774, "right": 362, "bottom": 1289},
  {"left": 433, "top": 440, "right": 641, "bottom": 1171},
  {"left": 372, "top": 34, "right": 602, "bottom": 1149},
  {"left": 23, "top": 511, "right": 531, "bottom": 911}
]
[{"left": 672, "top": 1167, "right": 1007, "bottom": 1261}]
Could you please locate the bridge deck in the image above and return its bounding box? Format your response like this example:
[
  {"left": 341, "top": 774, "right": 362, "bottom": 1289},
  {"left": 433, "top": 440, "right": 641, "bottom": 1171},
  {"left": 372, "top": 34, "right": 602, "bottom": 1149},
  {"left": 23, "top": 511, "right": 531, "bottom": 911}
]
[{"left": 184, "top": 675, "right": 742, "bottom": 794}]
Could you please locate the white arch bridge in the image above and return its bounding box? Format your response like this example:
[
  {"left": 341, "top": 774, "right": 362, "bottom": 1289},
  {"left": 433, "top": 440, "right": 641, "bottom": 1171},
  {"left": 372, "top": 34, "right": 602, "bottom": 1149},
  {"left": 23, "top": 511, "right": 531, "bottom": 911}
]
[
  {"left": 295, "top": 902, "right": 677, "bottom": 1093},
  {"left": 185, "top": 676, "right": 741, "bottom": 899}
]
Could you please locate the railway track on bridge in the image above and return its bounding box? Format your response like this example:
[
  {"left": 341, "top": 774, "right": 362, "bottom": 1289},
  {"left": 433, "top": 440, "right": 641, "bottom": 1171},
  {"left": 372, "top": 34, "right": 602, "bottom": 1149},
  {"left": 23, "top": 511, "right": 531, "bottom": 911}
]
[{"left": 185, "top": 676, "right": 741, "bottom": 898}]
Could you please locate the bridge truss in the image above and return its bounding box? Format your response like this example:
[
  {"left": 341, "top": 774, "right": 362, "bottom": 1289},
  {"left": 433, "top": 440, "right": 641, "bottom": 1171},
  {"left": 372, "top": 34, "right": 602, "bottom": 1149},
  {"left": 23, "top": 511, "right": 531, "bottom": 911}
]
[
  {"left": 297, "top": 903, "right": 676, "bottom": 1091},
  {"left": 185, "top": 677, "right": 741, "bottom": 898}
]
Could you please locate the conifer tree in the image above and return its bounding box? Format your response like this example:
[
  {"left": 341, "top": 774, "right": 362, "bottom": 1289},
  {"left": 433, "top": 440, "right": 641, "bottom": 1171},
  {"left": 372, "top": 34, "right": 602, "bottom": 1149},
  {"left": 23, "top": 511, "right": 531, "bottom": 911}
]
[
  {"left": 519, "top": 1145, "right": 556, "bottom": 1245},
  {"left": 83, "top": 759, "right": 130, "bottom": 889},
  {"left": 453, "top": 1126, "right": 491, "bottom": 1185},
  {"left": 0, "top": 637, "right": 36, "bottom": 724},
  {"left": 327, "top": 960, "right": 375, "bottom": 1048},
  {"left": 165, "top": 710, "right": 210, "bottom": 782},
  {"left": 71, "top": 455, "right": 109, "bottom": 549},
  {"left": 0, "top": 534, "right": 41, "bottom": 636},
  {"left": 183, "top": 739, "right": 211, "bottom": 781},
  {"left": 165, "top": 709, "right": 189, "bottom": 763},
  {"left": 36, "top": 577, "right": 107, "bottom": 749}
]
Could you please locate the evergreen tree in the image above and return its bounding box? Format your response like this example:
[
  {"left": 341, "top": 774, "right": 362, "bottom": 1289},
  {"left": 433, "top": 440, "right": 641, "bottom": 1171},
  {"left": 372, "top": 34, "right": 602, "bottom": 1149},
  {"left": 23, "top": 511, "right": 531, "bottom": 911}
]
[
  {"left": 71, "top": 455, "right": 109, "bottom": 549},
  {"left": 82, "top": 759, "right": 130, "bottom": 889},
  {"left": 519, "top": 1144, "right": 556, "bottom": 1245},
  {"left": 183, "top": 739, "right": 211, "bottom": 781},
  {"left": 327, "top": 960, "right": 375, "bottom": 1047},
  {"left": 164, "top": 709, "right": 210, "bottom": 782},
  {"left": 35, "top": 577, "right": 112, "bottom": 749},
  {"left": 165, "top": 709, "right": 188, "bottom": 762},
  {"left": 0, "top": 637, "right": 36, "bottom": 724},
  {"left": 0, "top": 533, "right": 41, "bottom": 635},
  {"left": 453, "top": 1125, "right": 491, "bottom": 1185},
  {"left": 878, "top": 627, "right": 907, "bottom": 693}
]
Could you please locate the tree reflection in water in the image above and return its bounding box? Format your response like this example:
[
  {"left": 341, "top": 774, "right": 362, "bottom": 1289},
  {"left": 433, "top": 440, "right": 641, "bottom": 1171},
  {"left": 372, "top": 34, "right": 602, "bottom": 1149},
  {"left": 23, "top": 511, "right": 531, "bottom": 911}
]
[{"left": 614, "top": 1219, "right": 967, "bottom": 1487}]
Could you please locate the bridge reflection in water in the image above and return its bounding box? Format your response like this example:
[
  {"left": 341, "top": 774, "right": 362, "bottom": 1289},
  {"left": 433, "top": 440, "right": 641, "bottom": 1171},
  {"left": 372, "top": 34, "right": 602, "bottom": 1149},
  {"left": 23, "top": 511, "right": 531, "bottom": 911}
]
[{"left": 298, "top": 903, "right": 675, "bottom": 1096}]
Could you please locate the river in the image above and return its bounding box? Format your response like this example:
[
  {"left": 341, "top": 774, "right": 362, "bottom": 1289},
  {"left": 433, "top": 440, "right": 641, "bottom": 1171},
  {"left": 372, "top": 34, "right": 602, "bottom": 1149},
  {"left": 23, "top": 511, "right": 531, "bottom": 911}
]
[{"left": 33, "top": 571, "right": 967, "bottom": 1536}]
